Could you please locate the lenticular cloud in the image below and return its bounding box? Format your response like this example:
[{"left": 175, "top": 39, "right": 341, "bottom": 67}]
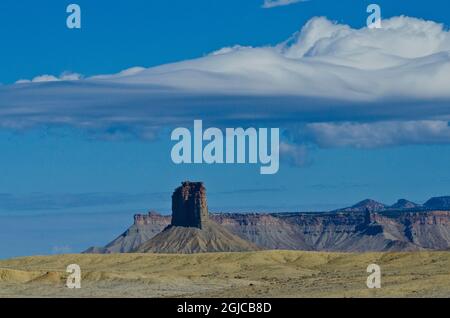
[
  {"left": 2, "top": 16, "right": 450, "bottom": 149},
  {"left": 88, "top": 16, "right": 450, "bottom": 100},
  {"left": 13, "top": 15, "right": 450, "bottom": 100}
]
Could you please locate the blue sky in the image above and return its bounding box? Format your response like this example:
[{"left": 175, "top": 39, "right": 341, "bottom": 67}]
[
  {"left": 1, "top": 0, "right": 450, "bottom": 84},
  {"left": 1, "top": 0, "right": 450, "bottom": 258}
]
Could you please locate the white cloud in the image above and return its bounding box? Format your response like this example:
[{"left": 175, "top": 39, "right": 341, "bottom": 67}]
[
  {"left": 90, "top": 66, "right": 145, "bottom": 80},
  {"left": 305, "top": 121, "right": 450, "bottom": 148},
  {"left": 1, "top": 16, "right": 450, "bottom": 150},
  {"left": 15, "top": 72, "right": 82, "bottom": 84},
  {"left": 60, "top": 72, "right": 83, "bottom": 81},
  {"left": 13, "top": 16, "right": 450, "bottom": 99},
  {"left": 262, "top": 0, "right": 306, "bottom": 9},
  {"left": 280, "top": 143, "right": 310, "bottom": 166},
  {"left": 75, "top": 16, "right": 450, "bottom": 100}
]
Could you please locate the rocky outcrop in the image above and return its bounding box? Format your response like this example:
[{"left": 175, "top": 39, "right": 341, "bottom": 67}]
[
  {"left": 395, "top": 211, "right": 450, "bottom": 250},
  {"left": 132, "top": 181, "right": 257, "bottom": 253},
  {"left": 171, "top": 181, "right": 208, "bottom": 228},
  {"left": 84, "top": 192, "right": 450, "bottom": 254}
]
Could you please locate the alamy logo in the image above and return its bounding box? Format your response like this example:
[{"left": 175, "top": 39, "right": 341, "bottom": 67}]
[
  {"left": 66, "top": 264, "right": 81, "bottom": 289},
  {"left": 366, "top": 264, "right": 381, "bottom": 289},
  {"left": 367, "top": 4, "right": 382, "bottom": 29},
  {"left": 171, "top": 120, "right": 280, "bottom": 174},
  {"left": 66, "top": 4, "right": 81, "bottom": 29}
]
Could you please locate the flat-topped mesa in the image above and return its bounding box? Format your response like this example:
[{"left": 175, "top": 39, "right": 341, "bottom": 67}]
[
  {"left": 171, "top": 181, "right": 208, "bottom": 229},
  {"left": 134, "top": 211, "right": 169, "bottom": 226}
]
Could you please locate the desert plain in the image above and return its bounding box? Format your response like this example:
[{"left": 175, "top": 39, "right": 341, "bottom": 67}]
[{"left": 0, "top": 250, "right": 449, "bottom": 298}]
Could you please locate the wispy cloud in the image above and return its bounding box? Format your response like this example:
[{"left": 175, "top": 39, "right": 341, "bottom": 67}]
[
  {"left": 214, "top": 186, "right": 287, "bottom": 195},
  {"left": 262, "top": 0, "right": 306, "bottom": 9},
  {"left": 280, "top": 143, "right": 311, "bottom": 167},
  {"left": 15, "top": 72, "right": 82, "bottom": 84},
  {"left": 0, "top": 192, "right": 168, "bottom": 211},
  {"left": 304, "top": 121, "right": 450, "bottom": 148},
  {"left": 52, "top": 245, "right": 73, "bottom": 254}
]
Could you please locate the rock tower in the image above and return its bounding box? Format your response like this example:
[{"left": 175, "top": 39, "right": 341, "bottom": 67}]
[{"left": 171, "top": 181, "right": 208, "bottom": 229}]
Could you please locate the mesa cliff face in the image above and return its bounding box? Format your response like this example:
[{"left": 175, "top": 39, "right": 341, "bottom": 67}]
[
  {"left": 84, "top": 212, "right": 169, "bottom": 254},
  {"left": 84, "top": 186, "right": 450, "bottom": 254},
  {"left": 86, "top": 210, "right": 450, "bottom": 253}
]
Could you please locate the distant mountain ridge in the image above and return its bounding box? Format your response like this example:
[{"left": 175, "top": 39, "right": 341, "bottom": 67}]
[
  {"left": 85, "top": 195, "right": 450, "bottom": 254},
  {"left": 391, "top": 199, "right": 420, "bottom": 209},
  {"left": 424, "top": 196, "right": 450, "bottom": 210},
  {"left": 337, "top": 196, "right": 450, "bottom": 212},
  {"left": 338, "top": 199, "right": 387, "bottom": 212}
]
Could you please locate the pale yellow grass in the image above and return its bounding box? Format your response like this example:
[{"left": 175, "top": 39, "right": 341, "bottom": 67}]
[{"left": 0, "top": 251, "right": 449, "bottom": 297}]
